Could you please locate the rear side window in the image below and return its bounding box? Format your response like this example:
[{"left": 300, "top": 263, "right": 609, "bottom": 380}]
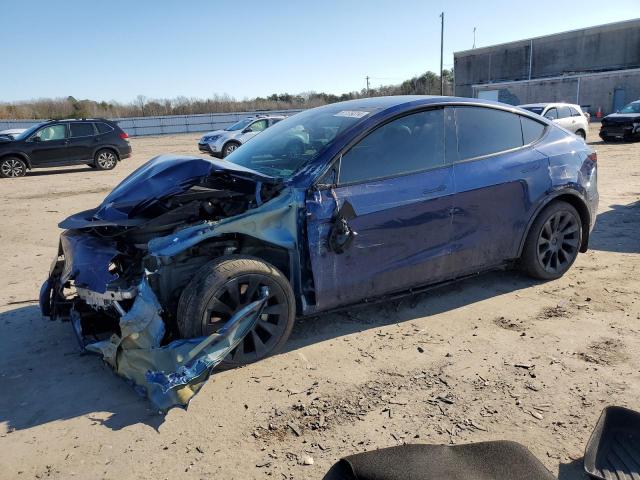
[
  {"left": 339, "top": 108, "right": 445, "bottom": 184},
  {"left": 521, "top": 116, "right": 546, "bottom": 144},
  {"left": 70, "top": 122, "right": 95, "bottom": 137},
  {"left": 95, "top": 122, "right": 114, "bottom": 134},
  {"left": 454, "top": 107, "right": 523, "bottom": 161},
  {"left": 558, "top": 106, "right": 572, "bottom": 119}
]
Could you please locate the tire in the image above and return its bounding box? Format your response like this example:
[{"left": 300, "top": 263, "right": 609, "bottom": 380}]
[
  {"left": 575, "top": 129, "right": 586, "bottom": 140},
  {"left": 0, "top": 157, "right": 27, "bottom": 178},
  {"left": 94, "top": 149, "right": 118, "bottom": 170},
  {"left": 176, "top": 255, "right": 296, "bottom": 367},
  {"left": 520, "top": 201, "right": 582, "bottom": 280},
  {"left": 222, "top": 141, "right": 240, "bottom": 158}
]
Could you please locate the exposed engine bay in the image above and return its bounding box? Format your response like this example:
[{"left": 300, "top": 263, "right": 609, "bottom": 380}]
[{"left": 39, "top": 155, "right": 296, "bottom": 409}]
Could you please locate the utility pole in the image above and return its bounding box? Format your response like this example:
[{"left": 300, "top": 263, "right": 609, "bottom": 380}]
[
  {"left": 440, "top": 12, "right": 444, "bottom": 95},
  {"left": 366, "top": 76, "right": 370, "bottom": 96},
  {"left": 473, "top": 27, "right": 476, "bottom": 48}
]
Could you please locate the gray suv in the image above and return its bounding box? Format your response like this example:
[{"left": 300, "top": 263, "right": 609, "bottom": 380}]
[{"left": 198, "top": 115, "right": 285, "bottom": 158}]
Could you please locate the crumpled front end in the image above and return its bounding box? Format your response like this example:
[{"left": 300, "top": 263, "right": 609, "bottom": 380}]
[{"left": 39, "top": 154, "right": 292, "bottom": 410}]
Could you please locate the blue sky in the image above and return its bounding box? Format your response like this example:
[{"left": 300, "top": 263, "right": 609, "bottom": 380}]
[{"left": 1, "top": 0, "right": 638, "bottom": 102}]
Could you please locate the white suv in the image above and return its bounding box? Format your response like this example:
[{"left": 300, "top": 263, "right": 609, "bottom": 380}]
[
  {"left": 198, "top": 115, "right": 285, "bottom": 158},
  {"left": 519, "top": 103, "right": 589, "bottom": 139}
]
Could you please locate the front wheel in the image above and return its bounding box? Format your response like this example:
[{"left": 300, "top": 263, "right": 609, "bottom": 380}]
[
  {"left": 222, "top": 142, "right": 240, "bottom": 158},
  {"left": 176, "top": 255, "right": 296, "bottom": 367},
  {"left": 0, "top": 157, "right": 27, "bottom": 178},
  {"left": 94, "top": 149, "right": 118, "bottom": 170},
  {"left": 520, "top": 201, "right": 582, "bottom": 280}
]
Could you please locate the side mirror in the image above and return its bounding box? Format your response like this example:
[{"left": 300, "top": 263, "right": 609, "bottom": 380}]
[
  {"left": 30, "top": 136, "right": 41, "bottom": 143},
  {"left": 242, "top": 128, "right": 252, "bottom": 134}
]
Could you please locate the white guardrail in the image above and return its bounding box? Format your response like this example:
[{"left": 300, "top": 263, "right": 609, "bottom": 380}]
[{"left": 0, "top": 109, "right": 303, "bottom": 137}]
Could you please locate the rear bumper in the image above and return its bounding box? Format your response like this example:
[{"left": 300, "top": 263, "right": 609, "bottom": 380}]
[{"left": 119, "top": 144, "right": 132, "bottom": 159}]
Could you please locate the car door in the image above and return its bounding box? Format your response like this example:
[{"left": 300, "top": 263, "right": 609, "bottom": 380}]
[
  {"left": 237, "top": 119, "right": 268, "bottom": 144},
  {"left": 27, "top": 124, "right": 69, "bottom": 166},
  {"left": 67, "top": 122, "right": 97, "bottom": 162},
  {"left": 449, "top": 106, "right": 550, "bottom": 274},
  {"left": 305, "top": 107, "right": 456, "bottom": 311}
]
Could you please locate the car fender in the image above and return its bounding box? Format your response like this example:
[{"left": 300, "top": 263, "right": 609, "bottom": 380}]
[{"left": 517, "top": 187, "right": 591, "bottom": 256}]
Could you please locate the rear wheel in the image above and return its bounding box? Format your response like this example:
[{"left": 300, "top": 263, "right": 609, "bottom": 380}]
[
  {"left": 176, "top": 255, "right": 296, "bottom": 367},
  {"left": 94, "top": 149, "right": 118, "bottom": 170},
  {"left": 0, "top": 157, "right": 27, "bottom": 178},
  {"left": 520, "top": 201, "right": 582, "bottom": 280}
]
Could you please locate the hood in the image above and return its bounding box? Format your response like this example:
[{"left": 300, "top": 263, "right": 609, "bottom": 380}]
[
  {"left": 0, "top": 136, "right": 14, "bottom": 144},
  {"left": 59, "top": 155, "right": 279, "bottom": 228},
  {"left": 201, "top": 130, "right": 227, "bottom": 138}
]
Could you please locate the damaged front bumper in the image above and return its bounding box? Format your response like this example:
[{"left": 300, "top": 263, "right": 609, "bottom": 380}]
[{"left": 40, "top": 231, "right": 269, "bottom": 410}]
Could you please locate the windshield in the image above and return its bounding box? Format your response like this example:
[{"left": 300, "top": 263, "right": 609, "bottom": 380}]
[
  {"left": 619, "top": 102, "right": 640, "bottom": 114},
  {"left": 225, "top": 118, "right": 253, "bottom": 131},
  {"left": 522, "top": 106, "right": 545, "bottom": 115},
  {"left": 224, "top": 104, "right": 374, "bottom": 178},
  {"left": 14, "top": 123, "right": 45, "bottom": 141}
]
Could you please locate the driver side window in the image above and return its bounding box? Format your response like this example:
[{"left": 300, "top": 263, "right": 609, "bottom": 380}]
[
  {"left": 33, "top": 124, "right": 67, "bottom": 142},
  {"left": 248, "top": 120, "right": 268, "bottom": 132},
  {"left": 544, "top": 108, "right": 558, "bottom": 120},
  {"left": 338, "top": 108, "right": 445, "bottom": 185}
]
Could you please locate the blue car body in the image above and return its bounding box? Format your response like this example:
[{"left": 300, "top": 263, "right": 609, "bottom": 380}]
[{"left": 40, "top": 96, "right": 598, "bottom": 408}]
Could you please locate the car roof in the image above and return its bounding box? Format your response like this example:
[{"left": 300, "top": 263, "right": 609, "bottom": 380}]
[{"left": 519, "top": 102, "right": 580, "bottom": 109}]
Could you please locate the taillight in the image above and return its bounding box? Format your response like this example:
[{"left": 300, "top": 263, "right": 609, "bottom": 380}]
[
  {"left": 587, "top": 152, "right": 597, "bottom": 163},
  {"left": 119, "top": 132, "right": 129, "bottom": 139}
]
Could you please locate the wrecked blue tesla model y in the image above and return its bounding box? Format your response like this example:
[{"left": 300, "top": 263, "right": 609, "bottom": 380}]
[{"left": 40, "top": 96, "right": 598, "bottom": 408}]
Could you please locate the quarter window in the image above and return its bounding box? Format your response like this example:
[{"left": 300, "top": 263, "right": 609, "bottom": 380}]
[
  {"left": 339, "top": 108, "right": 445, "bottom": 185},
  {"left": 454, "top": 107, "right": 523, "bottom": 161},
  {"left": 70, "top": 123, "right": 95, "bottom": 137},
  {"left": 95, "top": 122, "right": 113, "bottom": 134},
  {"left": 521, "top": 116, "right": 546, "bottom": 144},
  {"left": 34, "top": 124, "right": 66, "bottom": 142}
]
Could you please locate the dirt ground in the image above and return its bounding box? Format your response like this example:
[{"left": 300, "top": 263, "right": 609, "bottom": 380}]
[{"left": 1, "top": 125, "right": 639, "bottom": 480}]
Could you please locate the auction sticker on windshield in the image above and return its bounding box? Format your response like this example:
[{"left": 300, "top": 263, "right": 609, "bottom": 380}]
[{"left": 334, "top": 110, "right": 369, "bottom": 118}]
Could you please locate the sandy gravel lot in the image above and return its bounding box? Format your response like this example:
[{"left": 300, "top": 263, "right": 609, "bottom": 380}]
[{"left": 1, "top": 126, "right": 639, "bottom": 480}]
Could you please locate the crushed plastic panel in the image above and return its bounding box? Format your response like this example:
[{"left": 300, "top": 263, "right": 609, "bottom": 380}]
[{"left": 85, "top": 278, "right": 266, "bottom": 411}]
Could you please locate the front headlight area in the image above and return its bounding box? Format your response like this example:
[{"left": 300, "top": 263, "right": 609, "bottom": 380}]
[{"left": 201, "top": 134, "right": 221, "bottom": 143}]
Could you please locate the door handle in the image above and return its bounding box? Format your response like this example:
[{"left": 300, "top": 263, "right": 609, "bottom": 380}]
[{"left": 423, "top": 185, "right": 446, "bottom": 195}]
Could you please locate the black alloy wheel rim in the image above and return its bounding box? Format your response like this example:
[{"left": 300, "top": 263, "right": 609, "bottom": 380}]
[
  {"left": 201, "top": 274, "right": 288, "bottom": 363},
  {"left": 537, "top": 211, "right": 580, "bottom": 273}
]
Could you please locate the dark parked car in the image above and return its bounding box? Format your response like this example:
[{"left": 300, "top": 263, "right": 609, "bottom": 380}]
[
  {"left": 0, "top": 119, "right": 132, "bottom": 178},
  {"left": 599, "top": 100, "right": 640, "bottom": 141},
  {"left": 41, "top": 97, "right": 598, "bottom": 406}
]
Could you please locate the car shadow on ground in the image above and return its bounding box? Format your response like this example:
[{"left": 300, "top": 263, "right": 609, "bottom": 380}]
[
  {"left": 284, "top": 269, "right": 537, "bottom": 355},
  {"left": 0, "top": 305, "right": 163, "bottom": 433},
  {"left": 25, "top": 166, "right": 96, "bottom": 177},
  {"left": 590, "top": 200, "right": 640, "bottom": 253},
  {"left": 0, "top": 270, "right": 538, "bottom": 433},
  {"left": 558, "top": 458, "right": 589, "bottom": 480}
]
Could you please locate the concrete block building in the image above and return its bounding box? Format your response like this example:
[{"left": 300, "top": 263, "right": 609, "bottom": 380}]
[{"left": 454, "top": 19, "right": 640, "bottom": 116}]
